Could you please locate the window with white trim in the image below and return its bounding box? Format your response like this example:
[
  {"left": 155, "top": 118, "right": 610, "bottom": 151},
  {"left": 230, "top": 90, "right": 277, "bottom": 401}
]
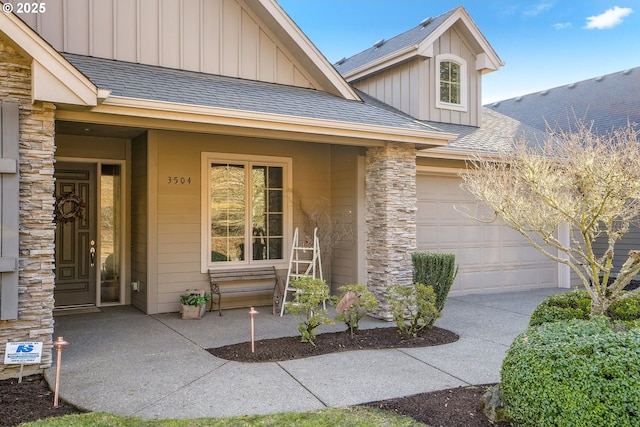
[
  {"left": 202, "top": 153, "right": 291, "bottom": 270},
  {"left": 436, "top": 54, "right": 467, "bottom": 112}
]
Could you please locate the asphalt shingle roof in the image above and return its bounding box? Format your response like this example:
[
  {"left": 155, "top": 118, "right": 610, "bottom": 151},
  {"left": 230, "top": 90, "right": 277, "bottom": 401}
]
[
  {"left": 356, "top": 90, "right": 543, "bottom": 153},
  {"left": 334, "top": 8, "right": 457, "bottom": 75},
  {"left": 63, "top": 53, "right": 445, "bottom": 134},
  {"left": 487, "top": 67, "right": 640, "bottom": 135}
]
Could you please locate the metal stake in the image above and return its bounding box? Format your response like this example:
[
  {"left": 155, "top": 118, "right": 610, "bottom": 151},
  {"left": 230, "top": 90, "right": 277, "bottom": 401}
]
[
  {"left": 52, "top": 336, "right": 69, "bottom": 408},
  {"left": 249, "top": 307, "right": 259, "bottom": 353}
]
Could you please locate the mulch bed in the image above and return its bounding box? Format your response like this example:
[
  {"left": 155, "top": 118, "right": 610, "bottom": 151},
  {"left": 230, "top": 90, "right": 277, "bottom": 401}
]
[
  {"left": 208, "top": 326, "right": 458, "bottom": 362},
  {"left": 0, "top": 374, "right": 84, "bottom": 426}
]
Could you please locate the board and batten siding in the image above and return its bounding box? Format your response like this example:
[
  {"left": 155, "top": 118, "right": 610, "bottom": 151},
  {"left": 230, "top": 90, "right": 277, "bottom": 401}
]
[
  {"left": 353, "top": 26, "right": 481, "bottom": 126},
  {"left": 17, "top": 0, "right": 318, "bottom": 90},
  {"left": 151, "top": 130, "right": 333, "bottom": 313}
]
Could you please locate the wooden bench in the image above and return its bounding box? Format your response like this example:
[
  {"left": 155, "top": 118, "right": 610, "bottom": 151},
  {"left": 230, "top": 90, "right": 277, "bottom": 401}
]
[{"left": 208, "top": 266, "right": 279, "bottom": 316}]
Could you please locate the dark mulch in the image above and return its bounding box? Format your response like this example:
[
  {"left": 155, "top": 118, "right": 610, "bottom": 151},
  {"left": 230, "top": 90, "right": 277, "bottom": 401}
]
[
  {"left": 1, "top": 326, "right": 510, "bottom": 426},
  {"left": 208, "top": 326, "right": 458, "bottom": 362},
  {"left": 365, "top": 385, "right": 511, "bottom": 427},
  {"left": 0, "top": 374, "right": 84, "bottom": 426}
]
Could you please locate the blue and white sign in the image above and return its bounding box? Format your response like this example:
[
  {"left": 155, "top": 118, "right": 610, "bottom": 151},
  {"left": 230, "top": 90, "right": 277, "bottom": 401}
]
[{"left": 4, "top": 342, "right": 43, "bottom": 364}]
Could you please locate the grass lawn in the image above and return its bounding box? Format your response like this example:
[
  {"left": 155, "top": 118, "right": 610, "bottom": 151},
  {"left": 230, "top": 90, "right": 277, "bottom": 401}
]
[{"left": 22, "top": 407, "right": 428, "bottom": 427}]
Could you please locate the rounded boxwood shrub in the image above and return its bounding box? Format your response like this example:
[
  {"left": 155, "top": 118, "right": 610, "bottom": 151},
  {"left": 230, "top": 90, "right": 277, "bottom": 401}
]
[
  {"left": 501, "top": 317, "right": 640, "bottom": 427},
  {"left": 529, "top": 290, "right": 640, "bottom": 326}
]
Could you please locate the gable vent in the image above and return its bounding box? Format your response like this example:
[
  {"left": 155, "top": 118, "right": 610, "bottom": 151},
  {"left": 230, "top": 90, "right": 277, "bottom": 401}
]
[
  {"left": 373, "top": 39, "right": 385, "bottom": 49},
  {"left": 420, "top": 17, "right": 433, "bottom": 27}
]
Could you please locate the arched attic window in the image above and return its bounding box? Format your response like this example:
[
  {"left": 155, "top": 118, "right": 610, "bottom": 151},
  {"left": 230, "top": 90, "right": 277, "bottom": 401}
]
[{"left": 436, "top": 54, "right": 468, "bottom": 112}]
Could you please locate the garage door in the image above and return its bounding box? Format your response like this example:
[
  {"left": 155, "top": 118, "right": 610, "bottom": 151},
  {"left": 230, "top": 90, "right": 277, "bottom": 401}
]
[{"left": 416, "top": 174, "right": 558, "bottom": 295}]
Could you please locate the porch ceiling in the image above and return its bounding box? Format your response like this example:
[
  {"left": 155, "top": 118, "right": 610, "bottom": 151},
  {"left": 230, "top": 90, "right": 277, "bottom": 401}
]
[{"left": 56, "top": 121, "right": 146, "bottom": 139}]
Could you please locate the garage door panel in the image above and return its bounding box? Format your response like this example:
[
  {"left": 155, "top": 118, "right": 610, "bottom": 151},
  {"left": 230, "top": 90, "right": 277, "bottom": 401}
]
[
  {"left": 417, "top": 174, "right": 557, "bottom": 294},
  {"left": 482, "top": 226, "right": 503, "bottom": 242}
]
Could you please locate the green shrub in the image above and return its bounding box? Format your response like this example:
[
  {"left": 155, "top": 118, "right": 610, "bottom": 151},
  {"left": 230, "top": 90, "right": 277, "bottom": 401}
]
[
  {"left": 608, "top": 294, "right": 640, "bottom": 321},
  {"left": 530, "top": 290, "right": 640, "bottom": 327},
  {"left": 529, "top": 290, "right": 591, "bottom": 326},
  {"left": 333, "top": 284, "right": 378, "bottom": 337},
  {"left": 412, "top": 252, "right": 458, "bottom": 312},
  {"left": 387, "top": 283, "right": 440, "bottom": 339},
  {"left": 501, "top": 317, "right": 640, "bottom": 427},
  {"left": 285, "top": 277, "right": 333, "bottom": 346}
]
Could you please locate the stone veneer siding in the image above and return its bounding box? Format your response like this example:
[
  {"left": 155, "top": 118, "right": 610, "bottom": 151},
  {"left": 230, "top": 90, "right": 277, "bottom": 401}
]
[
  {"left": 365, "top": 143, "right": 417, "bottom": 319},
  {"left": 0, "top": 39, "right": 56, "bottom": 379}
]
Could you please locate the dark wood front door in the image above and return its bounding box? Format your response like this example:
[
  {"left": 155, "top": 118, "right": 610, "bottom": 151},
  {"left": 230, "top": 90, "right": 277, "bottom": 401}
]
[{"left": 54, "top": 162, "right": 97, "bottom": 307}]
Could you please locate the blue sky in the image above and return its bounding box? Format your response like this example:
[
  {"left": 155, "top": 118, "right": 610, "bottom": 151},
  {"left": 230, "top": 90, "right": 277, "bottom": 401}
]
[{"left": 277, "top": 1, "right": 640, "bottom": 104}]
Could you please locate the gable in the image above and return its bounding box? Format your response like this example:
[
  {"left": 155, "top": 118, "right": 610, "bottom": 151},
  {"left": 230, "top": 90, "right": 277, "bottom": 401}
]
[
  {"left": 16, "top": 0, "right": 357, "bottom": 99},
  {"left": 350, "top": 25, "right": 482, "bottom": 126},
  {"left": 0, "top": 8, "right": 97, "bottom": 106},
  {"left": 337, "top": 6, "right": 502, "bottom": 82}
]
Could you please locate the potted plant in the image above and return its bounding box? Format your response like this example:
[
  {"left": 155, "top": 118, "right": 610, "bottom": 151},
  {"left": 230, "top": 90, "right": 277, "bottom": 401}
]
[{"left": 179, "top": 290, "right": 211, "bottom": 319}]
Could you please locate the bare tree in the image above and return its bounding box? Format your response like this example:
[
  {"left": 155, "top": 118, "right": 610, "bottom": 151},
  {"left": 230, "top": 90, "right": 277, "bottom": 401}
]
[{"left": 460, "top": 122, "right": 640, "bottom": 315}]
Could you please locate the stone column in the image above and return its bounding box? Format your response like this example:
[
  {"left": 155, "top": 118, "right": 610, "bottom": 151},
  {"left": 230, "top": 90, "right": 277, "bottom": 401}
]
[
  {"left": 365, "top": 142, "right": 417, "bottom": 319},
  {"left": 0, "top": 39, "right": 56, "bottom": 379}
]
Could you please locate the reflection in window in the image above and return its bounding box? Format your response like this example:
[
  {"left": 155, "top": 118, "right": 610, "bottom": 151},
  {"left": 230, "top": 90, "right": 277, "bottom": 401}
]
[
  {"left": 208, "top": 160, "right": 285, "bottom": 264},
  {"left": 440, "top": 61, "right": 461, "bottom": 104},
  {"left": 210, "top": 164, "right": 246, "bottom": 262},
  {"left": 100, "top": 164, "right": 121, "bottom": 303}
]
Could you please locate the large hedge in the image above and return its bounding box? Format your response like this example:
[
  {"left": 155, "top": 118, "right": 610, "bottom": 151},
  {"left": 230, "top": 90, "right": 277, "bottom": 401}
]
[
  {"left": 529, "top": 290, "right": 640, "bottom": 327},
  {"left": 501, "top": 317, "right": 640, "bottom": 427}
]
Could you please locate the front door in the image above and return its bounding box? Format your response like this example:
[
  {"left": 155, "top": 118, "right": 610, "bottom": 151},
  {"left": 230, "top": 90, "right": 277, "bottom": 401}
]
[{"left": 54, "top": 162, "right": 97, "bottom": 307}]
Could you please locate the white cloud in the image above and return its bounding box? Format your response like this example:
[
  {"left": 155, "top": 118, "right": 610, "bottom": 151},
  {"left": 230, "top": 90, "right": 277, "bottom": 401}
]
[
  {"left": 523, "top": 2, "right": 553, "bottom": 16},
  {"left": 553, "top": 22, "right": 572, "bottom": 30},
  {"left": 584, "top": 6, "right": 633, "bottom": 29}
]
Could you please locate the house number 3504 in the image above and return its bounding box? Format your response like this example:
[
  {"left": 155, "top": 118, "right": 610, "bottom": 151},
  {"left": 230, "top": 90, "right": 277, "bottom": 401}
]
[{"left": 168, "top": 176, "right": 191, "bottom": 184}]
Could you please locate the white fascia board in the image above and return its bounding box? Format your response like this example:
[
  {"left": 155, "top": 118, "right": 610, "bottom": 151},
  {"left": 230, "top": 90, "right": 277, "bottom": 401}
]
[
  {"left": 419, "top": 146, "right": 501, "bottom": 161},
  {"left": 254, "top": 0, "right": 360, "bottom": 101},
  {"left": 67, "top": 96, "right": 456, "bottom": 148},
  {"left": 342, "top": 45, "right": 418, "bottom": 82},
  {"left": 0, "top": 11, "right": 97, "bottom": 106}
]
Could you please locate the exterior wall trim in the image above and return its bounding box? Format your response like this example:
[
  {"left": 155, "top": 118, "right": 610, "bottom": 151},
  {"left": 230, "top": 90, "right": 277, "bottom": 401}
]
[{"left": 0, "top": 101, "right": 19, "bottom": 320}]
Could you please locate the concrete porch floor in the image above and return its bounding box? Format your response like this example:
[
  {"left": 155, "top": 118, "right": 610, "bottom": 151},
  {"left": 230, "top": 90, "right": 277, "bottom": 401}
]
[{"left": 46, "top": 287, "right": 566, "bottom": 420}]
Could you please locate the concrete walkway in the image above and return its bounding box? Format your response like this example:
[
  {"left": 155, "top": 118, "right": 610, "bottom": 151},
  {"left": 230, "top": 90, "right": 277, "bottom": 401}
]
[{"left": 45, "top": 287, "right": 564, "bottom": 420}]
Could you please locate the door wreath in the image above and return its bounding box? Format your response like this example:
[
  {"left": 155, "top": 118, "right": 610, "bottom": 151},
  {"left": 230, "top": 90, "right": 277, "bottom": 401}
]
[{"left": 54, "top": 193, "right": 85, "bottom": 223}]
